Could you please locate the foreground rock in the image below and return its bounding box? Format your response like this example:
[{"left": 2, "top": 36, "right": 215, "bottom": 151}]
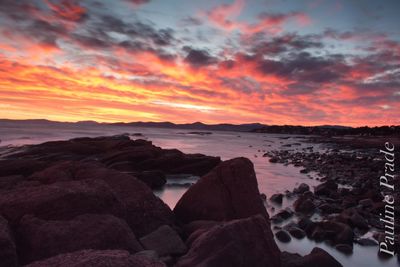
[
  {"left": 0, "top": 216, "right": 18, "bottom": 267},
  {"left": 16, "top": 214, "right": 142, "bottom": 264},
  {"left": 0, "top": 179, "right": 123, "bottom": 226},
  {"left": 281, "top": 247, "right": 342, "bottom": 267},
  {"left": 174, "top": 158, "right": 268, "bottom": 223},
  {"left": 176, "top": 215, "right": 281, "bottom": 267},
  {"left": 25, "top": 249, "right": 166, "bottom": 267},
  {"left": 139, "top": 225, "right": 186, "bottom": 257},
  {"left": 30, "top": 161, "right": 174, "bottom": 237}
]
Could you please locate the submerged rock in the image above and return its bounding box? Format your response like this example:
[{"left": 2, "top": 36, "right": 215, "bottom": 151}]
[{"left": 174, "top": 158, "right": 269, "bottom": 223}]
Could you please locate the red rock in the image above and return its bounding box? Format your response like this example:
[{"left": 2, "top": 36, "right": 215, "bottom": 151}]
[
  {"left": 139, "top": 225, "right": 186, "bottom": 256},
  {"left": 281, "top": 247, "right": 343, "bottom": 267},
  {"left": 0, "top": 216, "right": 18, "bottom": 267},
  {"left": 0, "top": 179, "right": 124, "bottom": 226},
  {"left": 175, "top": 215, "right": 281, "bottom": 267},
  {"left": 16, "top": 214, "right": 143, "bottom": 264},
  {"left": 24, "top": 249, "right": 166, "bottom": 267},
  {"left": 174, "top": 158, "right": 268, "bottom": 223}
]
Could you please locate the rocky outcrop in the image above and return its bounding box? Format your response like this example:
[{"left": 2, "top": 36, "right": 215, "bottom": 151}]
[
  {"left": 139, "top": 225, "right": 186, "bottom": 257},
  {"left": 16, "top": 214, "right": 142, "bottom": 264},
  {"left": 0, "top": 216, "right": 18, "bottom": 267},
  {"left": 24, "top": 249, "right": 166, "bottom": 267},
  {"left": 281, "top": 247, "right": 342, "bottom": 267},
  {"left": 174, "top": 158, "right": 268, "bottom": 223},
  {"left": 175, "top": 215, "right": 281, "bottom": 267},
  {"left": 0, "top": 179, "right": 124, "bottom": 226}
]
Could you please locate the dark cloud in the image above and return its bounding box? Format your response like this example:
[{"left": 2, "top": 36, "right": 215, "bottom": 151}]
[
  {"left": 183, "top": 47, "right": 218, "bottom": 67},
  {"left": 126, "top": 0, "right": 151, "bottom": 5},
  {"left": 181, "top": 16, "right": 203, "bottom": 26}
]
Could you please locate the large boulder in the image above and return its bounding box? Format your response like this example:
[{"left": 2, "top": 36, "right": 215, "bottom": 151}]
[
  {"left": 175, "top": 215, "right": 281, "bottom": 267},
  {"left": 16, "top": 214, "right": 143, "bottom": 264},
  {"left": 139, "top": 225, "right": 186, "bottom": 256},
  {"left": 30, "top": 161, "right": 174, "bottom": 237},
  {"left": 24, "top": 249, "right": 166, "bottom": 267},
  {"left": 0, "top": 179, "right": 124, "bottom": 226},
  {"left": 281, "top": 247, "right": 342, "bottom": 267},
  {"left": 310, "top": 221, "right": 354, "bottom": 245},
  {"left": 0, "top": 216, "right": 18, "bottom": 267},
  {"left": 174, "top": 158, "right": 268, "bottom": 223}
]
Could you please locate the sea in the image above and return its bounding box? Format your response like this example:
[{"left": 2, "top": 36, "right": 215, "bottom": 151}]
[{"left": 0, "top": 121, "right": 397, "bottom": 267}]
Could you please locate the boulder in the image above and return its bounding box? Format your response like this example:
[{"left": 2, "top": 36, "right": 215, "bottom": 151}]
[
  {"left": 311, "top": 221, "right": 354, "bottom": 245},
  {"left": 294, "top": 183, "right": 310, "bottom": 194},
  {"left": 139, "top": 225, "right": 186, "bottom": 256},
  {"left": 0, "top": 216, "right": 18, "bottom": 267},
  {"left": 174, "top": 158, "right": 268, "bottom": 223},
  {"left": 314, "top": 180, "right": 338, "bottom": 197},
  {"left": 270, "top": 193, "right": 283, "bottom": 204},
  {"left": 281, "top": 247, "right": 342, "bottom": 267},
  {"left": 24, "top": 249, "right": 166, "bottom": 267},
  {"left": 0, "top": 179, "right": 124, "bottom": 226},
  {"left": 275, "top": 230, "right": 291, "bottom": 243},
  {"left": 0, "top": 159, "right": 47, "bottom": 177},
  {"left": 0, "top": 175, "right": 24, "bottom": 190},
  {"left": 30, "top": 161, "right": 174, "bottom": 237},
  {"left": 16, "top": 214, "right": 142, "bottom": 264},
  {"left": 293, "top": 195, "right": 316, "bottom": 214},
  {"left": 175, "top": 215, "right": 281, "bottom": 267},
  {"left": 137, "top": 171, "right": 166, "bottom": 189},
  {"left": 335, "top": 244, "right": 353, "bottom": 254}
]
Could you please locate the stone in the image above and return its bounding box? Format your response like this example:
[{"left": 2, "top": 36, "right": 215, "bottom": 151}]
[
  {"left": 293, "top": 195, "right": 316, "bottom": 214},
  {"left": 16, "top": 214, "right": 142, "bottom": 264},
  {"left": 275, "top": 230, "right": 291, "bottom": 243},
  {"left": 270, "top": 193, "right": 284, "bottom": 204},
  {"left": 294, "top": 183, "right": 310, "bottom": 194},
  {"left": 0, "top": 179, "right": 124, "bottom": 226},
  {"left": 335, "top": 244, "right": 353, "bottom": 254},
  {"left": 287, "top": 226, "right": 306, "bottom": 239},
  {"left": 24, "top": 249, "right": 166, "bottom": 267},
  {"left": 174, "top": 158, "right": 269, "bottom": 223},
  {"left": 175, "top": 215, "right": 281, "bottom": 267},
  {"left": 137, "top": 171, "right": 166, "bottom": 189},
  {"left": 314, "top": 180, "right": 338, "bottom": 197},
  {"left": 0, "top": 216, "right": 18, "bottom": 267},
  {"left": 281, "top": 247, "right": 342, "bottom": 267},
  {"left": 139, "top": 225, "right": 186, "bottom": 256}
]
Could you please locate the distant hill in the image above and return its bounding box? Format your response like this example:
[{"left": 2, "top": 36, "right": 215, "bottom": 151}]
[{"left": 0, "top": 119, "right": 398, "bottom": 136}]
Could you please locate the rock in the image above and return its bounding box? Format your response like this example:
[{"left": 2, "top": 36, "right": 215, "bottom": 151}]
[
  {"left": 335, "top": 244, "right": 353, "bottom": 254},
  {"left": 182, "top": 220, "right": 218, "bottom": 238},
  {"left": 269, "top": 157, "right": 279, "bottom": 163},
  {"left": 287, "top": 226, "right": 306, "bottom": 239},
  {"left": 0, "top": 179, "right": 124, "bottom": 226},
  {"left": 314, "top": 180, "right": 338, "bottom": 197},
  {"left": 271, "top": 208, "right": 294, "bottom": 223},
  {"left": 174, "top": 158, "right": 269, "bottom": 223},
  {"left": 16, "top": 214, "right": 142, "bottom": 264},
  {"left": 137, "top": 171, "right": 166, "bottom": 189},
  {"left": 0, "top": 175, "right": 24, "bottom": 190},
  {"left": 318, "top": 203, "right": 342, "bottom": 214},
  {"left": 24, "top": 249, "right": 166, "bottom": 267},
  {"left": 293, "top": 195, "right": 315, "bottom": 214},
  {"left": 275, "top": 230, "right": 291, "bottom": 243},
  {"left": 294, "top": 183, "right": 310, "bottom": 194},
  {"left": 311, "top": 221, "right": 354, "bottom": 245},
  {"left": 270, "top": 193, "right": 283, "bottom": 204},
  {"left": 0, "top": 159, "right": 48, "bottom": 177},
  {"left": 281, "top": 247, "right": 343, "bottom": 267},
  {"left": 175, "top": 215, "right": 281, "bottom": 267},
  {"left": 139, "top": 225, "right": 186, "bottom": 256},
  {"left": 356, "top": 238, "right": 378, "bottom": 246},
  {"left": 30, "top": 161, "right": 174, "bottom": 237},
  {"left": 134, "top": 250, "right": 159, "bottom": 262},
  {"left": 359, "top": 199, "right": 373, "bottom": 208},
  {"left": 0, "top": 216, "right": 18, "bottom": 267}
]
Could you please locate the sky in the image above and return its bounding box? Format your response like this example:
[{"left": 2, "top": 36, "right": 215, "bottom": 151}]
[{"left": 0, "top": 0, "right": 399, "bottom": 126}]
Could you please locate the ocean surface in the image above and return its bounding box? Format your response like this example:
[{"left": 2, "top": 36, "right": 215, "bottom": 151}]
[{"left": 0, "top": 121, "right": 397, "bottom": 267}]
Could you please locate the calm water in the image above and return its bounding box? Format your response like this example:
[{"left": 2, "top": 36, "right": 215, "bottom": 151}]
[{"left": 0, "top": 121, "right": 397, "bottom": 267}]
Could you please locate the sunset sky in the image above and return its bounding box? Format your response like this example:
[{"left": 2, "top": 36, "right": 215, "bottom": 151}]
[{"left": 0, "top": 0, "right": 399, "bottom": 126}]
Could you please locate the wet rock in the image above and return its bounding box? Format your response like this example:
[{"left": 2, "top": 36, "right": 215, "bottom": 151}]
[
  {"left": 293, "top": 183, "right": 310, "bottom": 194},
  {"left": 311, "top": 221, "right": 354, "bottom": 245},
  {"left": 17, "top": 214, "right": 142, "bottom": 264},
  {"left": 139, "top": 225, "right": 186, "bottom": 256},
  {"left": 275, "top": 230, "right": 291, "bottom": 243},
  {"left": 286, "top": 226, "right": 306, "bottom": 239},
  {"left": 271, "top": 208, "right": 294, "bottom": 223},
  {"left": 0, "top": 179, "right": 124, "bottom": 226},
  {"left": 175, "top": 215, "right": 280, "bottom": 267},
  {"left": 318, "top": 203, "right": 342, "bottom": 214},
  {"left": 270, "top": 193, "right": 283, "bottom": 204},
  {"left": 24, "top": 249, "right": 166, "bottom": 267},
  {"left": 314, "top": 180, "right": 338, "bottom": 197},
  {"left": 181, "top": 220, "right": 218, "bottom": 238},
  {"left": 282, "top": 247, "right": 343, "bottom": 267},
  {"left": 174, "top": 158, "right": 269, "bottom": 223},
  {"left": 293, "top": 195, "right": 316, "bottom": 214},
  {"left": 335, "top": 244, "right": 353, "bottom": 254},
  {"left": 0, "top": 216, "right": 18, "bottom": 267},
  {"left": 356, "top": 238, "right": 378, "bottom": 246}
]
